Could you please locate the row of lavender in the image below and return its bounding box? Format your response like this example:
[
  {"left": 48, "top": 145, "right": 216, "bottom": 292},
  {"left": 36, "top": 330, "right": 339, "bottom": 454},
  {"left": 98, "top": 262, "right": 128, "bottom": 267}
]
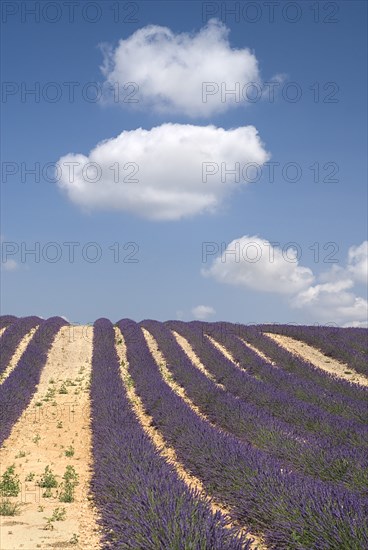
[
  {"left": 0, "top": 315, "right": 18, "bottom": 329},
  {"left": 118, "top": 319, "right": 367, "bottom": 549},
  {"left": 89, "top": 318, "right": 250, "bottom": 549},
  {"left": 259, "top": 324, "right": 368, "bottom": 376},
  {"left": 204, "top": 322, "right": 367, "bottom": 422},
  {"left": 204, "top": 321, "right": 366, "bottom": 415},
  {"left": 0, "top": 316, "right": 67, "bottom": 446},
  {"left": 2, "top": 316, "right": 366, "bottom": 547},
  {"left": 142, "top": 320, "right": 367, "bottom": 492},
  {"left": 166, "top": 321, "right": 367, "bottom": 451},
  {"left": 0, "top": 316, "right": 41, "bottom": 377}
]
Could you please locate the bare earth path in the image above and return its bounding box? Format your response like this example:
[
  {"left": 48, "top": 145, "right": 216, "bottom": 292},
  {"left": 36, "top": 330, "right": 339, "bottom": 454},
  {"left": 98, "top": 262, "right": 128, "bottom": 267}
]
[
  {"left": 265, "top": 333, "right": 368, "bottom": 387},
  {"left": 0, "top": 326, "right": 101, "bottom": 549},
  {"left": 238, "top": 339, "right": 278, "bottom": 367},
  {"left": 173, "top": 331, "right": 225, "bottom": 387},
  {"left": 206, "top": 334, "right": 267, "bottom": 376}
]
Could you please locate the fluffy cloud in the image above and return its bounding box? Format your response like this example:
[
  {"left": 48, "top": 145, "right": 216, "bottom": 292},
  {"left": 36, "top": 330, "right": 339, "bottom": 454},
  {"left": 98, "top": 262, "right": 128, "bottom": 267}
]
[
  {"left": 57, "top": 124, "right": 269, "bottom": 221},
  {"left": 192, "top": 305, "right": 216, "bottom": 320},
  {"left": 1, "top": 234, "right": 19, "bottom": 271},
  {"left": 100, "top": 19, "right": 260, "bottom": 117},
  {"left": 347, "top": 241, "right": 368, "bottom": 284},
  {"left": 292, "top": 242, "right": 368, "bottom": 326},
  {"left": 1, "top": 258, "right": 18, "bottom": 272},
  {"left": 203, "top": 237, "right": 367, "bottom": 326},
  {"left": 293, "top": 278, "right": 367, "bottom": 324},
  {"left": 202, "top": 236, "right": 314, "bottom": 294}
]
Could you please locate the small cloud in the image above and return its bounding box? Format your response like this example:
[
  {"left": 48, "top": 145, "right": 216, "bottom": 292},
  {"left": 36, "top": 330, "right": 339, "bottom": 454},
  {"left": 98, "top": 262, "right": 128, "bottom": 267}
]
[
  {"left": 1, "top": 259, "right": 19, "bottom": 271},
  {"left": 191, "top": 305, "right": 216, "bottom": 320},
  {"left": 293, "top": 281, "right": 367, "bottom": 326},
  {"left": 342, "top": 320, "right": 368, "bottom": 328},
  {"left": 202, "top": 236, "right": 314, "bottom": 294},
  {"left": 291, "top": 241, "right": 368, "bottom": 325},
  {"left": 347, "top": 241, "right": 368, "bottom": 285}
]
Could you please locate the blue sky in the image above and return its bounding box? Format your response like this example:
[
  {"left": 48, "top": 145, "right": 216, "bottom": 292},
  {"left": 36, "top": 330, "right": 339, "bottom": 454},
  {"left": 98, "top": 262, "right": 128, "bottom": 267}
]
[{"left": 1, "top": 0, "right": 367, "bottom": 326}]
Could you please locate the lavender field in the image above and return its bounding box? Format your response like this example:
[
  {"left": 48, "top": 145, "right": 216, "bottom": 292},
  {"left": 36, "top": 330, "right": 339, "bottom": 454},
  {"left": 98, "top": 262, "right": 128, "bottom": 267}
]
[
  {"left": 2, "top": 3, "right": 367, "bottom": 548},
  {"left": 0, "top": 315, "right": 367, "bottom": 549}
]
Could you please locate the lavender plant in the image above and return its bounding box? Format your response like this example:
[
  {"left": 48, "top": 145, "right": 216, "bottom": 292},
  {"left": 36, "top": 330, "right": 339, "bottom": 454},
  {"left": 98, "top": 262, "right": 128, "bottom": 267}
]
[
  {"left": 0, "top": 315, "right": 18, "bottom": 329},
  {"left": 166, "top": 321, "right": 367, "bottom": 450},
  {"left": 0, "top": 317, "right": 67, "bottom": 446},
  {"left": 203, "top": 322, "right": 367, "bottom": 423},
  {"left": 118, "top": 318, "right": 367, "bottom": 549},
  {"left": 260, "top": 324, "right": 368, "bottom": 376},
  {"left": 90, "top": 318, "right": 251, "bottom": 549},
  {"left": 142, "top": 320, "right": 367, "bottom": 492},
  {"left": 0, "top": 316, "right": 41, "bottom": 377}
]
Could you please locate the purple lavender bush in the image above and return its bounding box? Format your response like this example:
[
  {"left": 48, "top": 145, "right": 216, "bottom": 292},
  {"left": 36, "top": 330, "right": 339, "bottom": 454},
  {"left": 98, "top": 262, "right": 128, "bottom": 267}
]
[
  {"left": 260, "top": 324, "right": 368, "bottom": 376},
  {"left": 90, "top": 318, "right": 251, "bottom": 549},
  {"left": 118, "top": 318, "right": 368, "bottom": 550},
  {"left": 0, "top": 315, "right": 18, "bottom": 329},
  {"left": 202, "top": 322, "right": 367, "bottom": 423},
  {"left": 233, "top": 323, "right": 367, "bottom": 399},
  {"left": 142, "top": 320, "right": 367, "bottom": 492},
  {"left": 0, "top": 316, "right": 41, "bottom": 377},
  {"left": 0, "top": 316, "right": 67, "bottom": 446},
  {"left": 167, "top": 321, "right": 367, "bottom": 451}
]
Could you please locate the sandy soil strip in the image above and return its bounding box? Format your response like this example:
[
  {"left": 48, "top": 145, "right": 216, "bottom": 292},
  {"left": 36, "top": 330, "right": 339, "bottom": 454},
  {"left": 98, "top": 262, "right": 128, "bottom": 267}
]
[
  {"left": 0, "top": 326, "right": 101, "bottom": 550},
  {"left": 207, "top": 335, "right": 280, "bottom": 376},
  {"left": 238, "top": 339, "right": 277, "bottom": 367},
  {"left": 0, "top": 327, "right": 7, "bottom": 338},
  {"left": 265, "top": 333, "right": 368, "bottom": 387},
  {"left": 135, "top": 328, "right": 265, "bottom": 549},
  {"left": 142, "top": 328, "right": 215, "bottom": 425},
  {"left": 206, "top": 334, "right": 262, "bottom": 377},
  {"left": 172, "top": 332, "right": 256, "bottom": 407},
  {"left": 172, "top": 330, "right": 225, "bottom": 388},
  {"left": 190, "top": 333, "right": 308, "bottom": 445},
  {"left": 174, "top": 332, "right": 247, "bottom": 390},
  {"left": 0, "top": 328, "right": 39, "bottom": 385},
  {"left": 206, "top": 334, "right": 239, "bottom": 365}
]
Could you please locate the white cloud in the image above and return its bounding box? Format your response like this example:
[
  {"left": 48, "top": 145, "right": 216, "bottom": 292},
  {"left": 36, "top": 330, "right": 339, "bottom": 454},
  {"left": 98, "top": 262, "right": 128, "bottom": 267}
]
[
  {"left": 291, "top": 242, "right": 368, "bottom": 326},
  {"left": 203, "top": 236, "right": 367, "bottom": 326},
  {"left": 342, "top": 320, "right": 368, "bottom": 328},
  {"left": 192, "top": 305, "right": 216, "bottom": 320},
  {"left": 100, "top": 19, "right": 260, "bottom": 117},
  {"left": 1, "top": 234, "right": 19, "bottom": 271},
  {"left": 1, "top": 259, "right": 18, "bottom": 272},
  {"left": 202, "top": 236, "right": 314, "bottom": 294},
  {"left": 293, "top": 280, "right": 367, "bottom": 326},
  {"left": 347, "top": 241, "right": 368, "bottom": 284},
  {"left": 57, "top": 123, "right": 269, "bottom": 221}
]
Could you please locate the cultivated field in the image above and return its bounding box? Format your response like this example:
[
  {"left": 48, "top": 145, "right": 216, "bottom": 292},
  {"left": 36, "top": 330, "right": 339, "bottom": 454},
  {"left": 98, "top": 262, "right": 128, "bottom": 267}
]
[{"left": 0, "top": 316, "right": 367, "bottom": 549}]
